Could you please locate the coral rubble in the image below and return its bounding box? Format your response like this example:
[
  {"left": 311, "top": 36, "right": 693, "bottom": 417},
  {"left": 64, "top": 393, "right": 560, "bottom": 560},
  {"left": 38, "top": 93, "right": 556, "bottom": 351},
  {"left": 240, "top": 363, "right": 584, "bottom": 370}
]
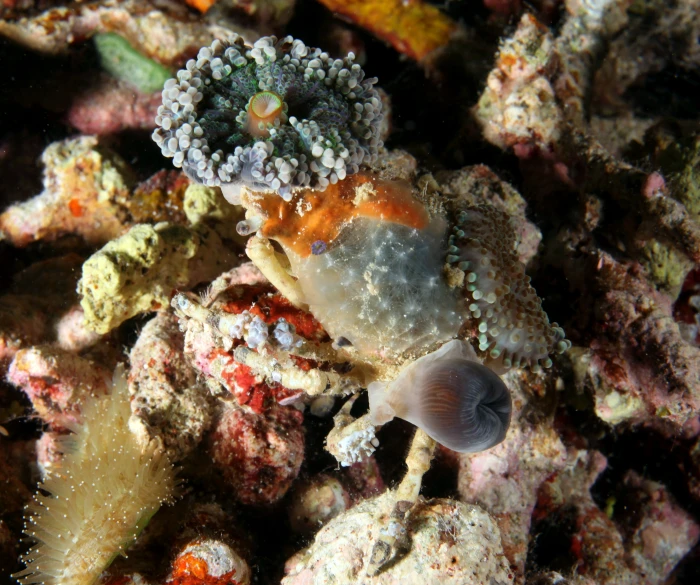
[
  {"left": 459, "top": 371, "right": 567, "bottom": 581},
  {"left": 79, "top": 222, "right": 236, "bottom": 334},
  {"left": 282, "top": 494, "right": 513, "bottom": 585},
  {"left": 3, "top": 0, "right": 700, "bottom": 583},
  {"left": 208, "top": 401, "right": 304, "bottom": 506},
  {"left": 66, "top": 77, "right": 164, "bottom": 135},
  {"left": 8, "top": 346, "right": 110, "bottom": 429},
  {"left": 474, "top": 14, "right": 561, "bottom": 154},
  {"left": 569, "top": 252, "right": 700, "bottom": 432},
  {"left": 128, "top": 312, "right": 214, "bottom": 462},
  {"left": 0, "top": 137, "right": 132, "bottom": 247},
  {"left": 0, "top": 255, "right": 88, "bottom": 363},
  {"left": 287, "top": 473, "right": 352, "bottom": 535},
  {"left": 167, "top": 538, "right": 251, "bottom": 585},
  {"left": 0, "top": 0, "right": 249, "bottom": 62},
  {"left": 530, "top": 449, "right": 699, "bottom": 585}
]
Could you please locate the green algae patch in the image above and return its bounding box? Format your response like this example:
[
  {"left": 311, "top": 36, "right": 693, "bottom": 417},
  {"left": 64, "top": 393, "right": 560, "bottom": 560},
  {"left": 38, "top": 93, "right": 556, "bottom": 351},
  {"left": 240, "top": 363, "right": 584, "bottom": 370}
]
[
  {"left": 94, "top": 32, "right": 172, "bottom": 93},
  {"left": 183, "top": 183, "right": 244, "bottom": 242},
  {"left": 638, "top": 237, "right": 694, "bottom": 297}
]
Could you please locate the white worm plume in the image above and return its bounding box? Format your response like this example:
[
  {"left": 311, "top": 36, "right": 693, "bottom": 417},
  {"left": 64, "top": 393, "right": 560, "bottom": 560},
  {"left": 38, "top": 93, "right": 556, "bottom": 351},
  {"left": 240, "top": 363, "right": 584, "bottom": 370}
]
[{"left": 15, "top": 365, "right": 176, "bottom": 585}]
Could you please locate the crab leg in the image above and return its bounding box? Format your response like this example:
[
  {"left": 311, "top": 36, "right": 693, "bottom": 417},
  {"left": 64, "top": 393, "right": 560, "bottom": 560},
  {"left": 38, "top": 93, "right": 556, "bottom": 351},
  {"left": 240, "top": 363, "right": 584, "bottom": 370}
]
[
  {"left": 246, "top": 233, "right": 308, "bottom": 310},
  {"left": 366, "top": 429, "right": 437, "bottom": 576},
  {"left": 233, "top": 345, "right": 361, "bottom": 397}
]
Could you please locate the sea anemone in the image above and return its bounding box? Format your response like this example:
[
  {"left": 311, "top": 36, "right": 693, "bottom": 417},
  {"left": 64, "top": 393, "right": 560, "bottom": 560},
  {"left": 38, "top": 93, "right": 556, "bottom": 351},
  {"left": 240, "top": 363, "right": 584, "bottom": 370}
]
[
  {"left": 447, "top": 204, "right": 571, "bottom": 371},
  {"left": 291, "top": 215, "right": 463, "bottom": 354},
  {"left": 152, "top": 35, "right": 383, "bottom": 200},
  {"left": 368, "top": 340, "right": 512, "bottom": 452},
  {"left": 14, "top": 366, "right": 176, "bottom": 585}
]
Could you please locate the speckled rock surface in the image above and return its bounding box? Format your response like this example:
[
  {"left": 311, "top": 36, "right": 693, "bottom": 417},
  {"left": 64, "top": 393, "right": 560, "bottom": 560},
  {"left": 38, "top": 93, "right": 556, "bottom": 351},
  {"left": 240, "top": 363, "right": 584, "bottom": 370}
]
[
  {"left": 128, "top": 311, "right": 214, "bottom": 462},
  {"left": 78, "top": 222, "right": 237, "bottom": 334},
  {"left": 0, "top": 136, "right": 132, "bottom": 247},
  {"left": 282, "top": 494, "right": 514, "bottom": 585},
  {"left": 8, "top": 345, "right": 110, "bottom": 429},
  {"left": 208, "top": 402, "right": 304, "bottom": 506}
]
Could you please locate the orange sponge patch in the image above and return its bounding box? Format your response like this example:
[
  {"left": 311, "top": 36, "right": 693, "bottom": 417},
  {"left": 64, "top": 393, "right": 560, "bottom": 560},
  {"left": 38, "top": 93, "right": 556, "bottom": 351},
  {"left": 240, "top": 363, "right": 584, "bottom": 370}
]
[{"left": 257, "top": 173, "right": 429, "bottom": 256}]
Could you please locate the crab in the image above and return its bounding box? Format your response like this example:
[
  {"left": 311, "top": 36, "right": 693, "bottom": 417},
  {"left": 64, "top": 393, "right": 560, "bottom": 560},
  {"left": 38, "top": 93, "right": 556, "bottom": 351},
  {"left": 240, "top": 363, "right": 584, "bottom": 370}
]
[{"left": 172, "top": 163, "right": 568, "bottom": 575}]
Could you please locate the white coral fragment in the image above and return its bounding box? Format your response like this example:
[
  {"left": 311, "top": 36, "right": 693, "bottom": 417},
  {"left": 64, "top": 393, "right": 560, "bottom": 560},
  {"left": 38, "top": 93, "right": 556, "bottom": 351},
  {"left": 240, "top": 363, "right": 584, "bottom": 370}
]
[{"left": 282, "top": 495, "right": 513, "bottom": 585}]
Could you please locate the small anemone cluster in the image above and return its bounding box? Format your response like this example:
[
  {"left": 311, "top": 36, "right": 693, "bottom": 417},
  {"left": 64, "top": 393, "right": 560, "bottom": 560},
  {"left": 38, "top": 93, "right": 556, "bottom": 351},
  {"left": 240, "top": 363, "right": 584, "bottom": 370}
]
[
  {"left": 152, "top": 35, "right": 383, "bottom": 199},
  {"left": 446, "top": 204, "right": 571, "bottom": 371}
]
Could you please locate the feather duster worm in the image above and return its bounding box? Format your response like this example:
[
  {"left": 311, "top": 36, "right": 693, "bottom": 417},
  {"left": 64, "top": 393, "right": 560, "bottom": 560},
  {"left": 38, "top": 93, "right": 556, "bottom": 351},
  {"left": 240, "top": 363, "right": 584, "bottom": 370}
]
[{"left": 14, "top": 366, "right": 176, "bottom": 585}]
